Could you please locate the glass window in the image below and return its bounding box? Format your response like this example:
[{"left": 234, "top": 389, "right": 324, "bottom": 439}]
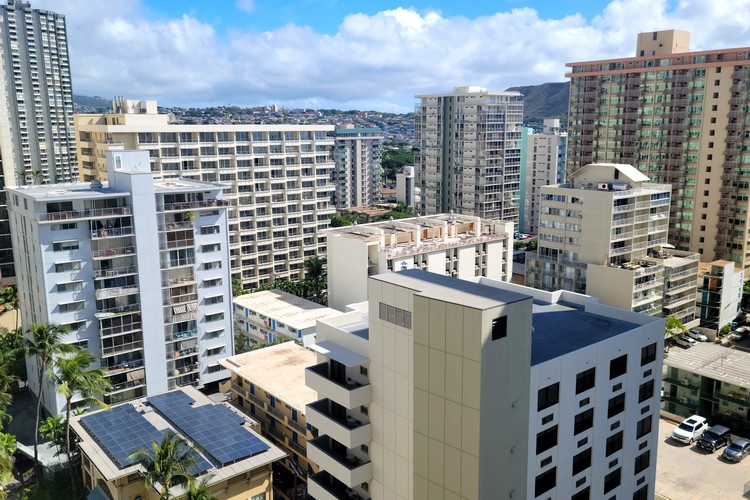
[
  {"left": 576, "top": 368, "right": 596, "bottom": 394},
  {"left": 537, "top": 383, "right": 559, "bottom": 411},
  {"left": 606, "top": 431, "right": 624, "bottom": 456},
  {"left": 609, "top": 355, "right": 628, "bottom": 379},
  {"left": 536, "top": 426, "right": 558, "bottom": 454}
]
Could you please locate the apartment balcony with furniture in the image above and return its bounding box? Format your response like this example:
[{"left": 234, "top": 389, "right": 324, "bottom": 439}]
[
  {"left": 306, "top": 362, "right": 372, "bottom": 409},
  {"left": 307, "top": 436, "right": 372, "bottom": 488},
  {"left": 307, "top": 399, "right": 371, "bottom": 449}
]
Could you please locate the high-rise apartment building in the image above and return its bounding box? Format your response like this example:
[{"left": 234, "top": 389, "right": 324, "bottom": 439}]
[
  {"left": 396, "top": 165, "right": 418, "bottom": 207},
  {"left": 566, "top": 30, "right": 750, "bottom": 267},
  {"left": 526, "top": 163, "right": 700, "bottom": 326},
  {"left": 414, "top": 86, "right": 524, "bottom": 226},
  {"left": 305, "top": 269, "right": 663, "bottom": 499},
  {"left": 520, "top": 119, "right": 567, "bottom": 233},
  {"left": 696, "top": 260, "right": 744, "bottom": 331},
  {"left": 325, "top": 214, "right": 513, "bottom": 311},
  {"left": 8, "top": 151, "right": 233, "bottom": 415},
  {"left": 331, "top": 125, "right": 383, "bottom": 209},
  {"left": 0, "top": 0, "right": 78, "bottom": 280},
  {"left": 74, "top": 99, "right": 335, "bottom": 291}
]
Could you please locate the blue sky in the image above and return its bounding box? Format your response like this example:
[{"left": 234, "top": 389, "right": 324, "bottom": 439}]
[{"left": 33, "top": 0, "right": 750, "bottom": 111}]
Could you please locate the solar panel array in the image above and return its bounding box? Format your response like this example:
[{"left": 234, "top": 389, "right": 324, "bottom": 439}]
[{"left": 148, "top": 391, "right": 270, "bottom": 465}]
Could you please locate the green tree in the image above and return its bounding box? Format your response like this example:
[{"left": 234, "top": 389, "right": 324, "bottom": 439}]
[
  {"left": 0, "top": 328, "right": 27, "bottom": 381},
  {"left": 743, "top": 280, "right": 750, "bottom": 307},
  {"left": 720, "top": 323, "right": 733, "bottom": 337},
  {"left": 23, "top": 324, "right": 75, "bottom": 484},
  {"left": 665, "top": 316, "right": 686, "bottom": 350},
  {"left": 231, "top": 279, "right": 246, "bottom": 297},
  {"left": 526, "top": 237, "right": 538, "bottom": 251},
  {"left": 184, "top": 475, "right": 216, "bottom": 500},
  {"left": 127, "top": 431, "right": 197, "bottom": 500},
  {"left": 39, "top": 415, "right": 65, "bottom": 456},
  {"left": 303, "top": 256, "right": 326, "bottom": 280},
  {"left": 52, "top": 350, "right": 109, "bottom": 494},
  {"left": 381, "top": 149, "right": 415, "bottom": 183},
  {"left": 0, "top": 437, "right": 14, "bottom": 499}
]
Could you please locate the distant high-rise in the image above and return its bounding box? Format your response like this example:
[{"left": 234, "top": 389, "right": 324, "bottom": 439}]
[
  {"left": 331, "top": 125, "right": 383, "bottom": 208},
  {"left": 566, "top": 30, "right": 750, "bottom": 268},
  {"left": 415, "top": 87, "right": 524, "bottom": 226},
  {"left": 0, "top": 0, "right": 78, "bottom": 280}
]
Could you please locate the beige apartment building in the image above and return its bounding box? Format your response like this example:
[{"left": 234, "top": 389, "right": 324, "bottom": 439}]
[
  {"left": 74, "top": 98, "right": 336, "bottom": 291},
  {"left": 566, "top": 30, "right": 750, "bottom": 268},
  {"left": 414, "top": 86, "right": 524, "bottom": 226},
  {"left": 526, "top": 163, "right": 700, "bottom": 326},
  {"left": 331, "top": 126, "right": 383, "bottom": 209}
]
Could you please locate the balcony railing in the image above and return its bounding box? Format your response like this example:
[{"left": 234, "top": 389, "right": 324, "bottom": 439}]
[
  {"left": 108, "top": 377, "right": 145, "bottom": 393},
  {"left": 93, "top": 266, "right": 137, "bottom": 278},
  {"left": 308, "top": 471, "right": 367, "bottom": 500},
  {"left": 39, "top": 206, "right": 131, "bottom": 222},
  {"left": 158, "top": 199, "right": 230, "bottom": 211},
  {"left": 101, "top": 339, "right": 143, "bottom": 357},
  {"left": 92, "top": 246, "right": 136, "bottom": 258},
  {"left": 91, "top": 227, "right": 135, "bottom": 239},
  {"left": 106, "top": 358, "right": 144, "bottom": 374},
  {"left": 95, "top": 286, "right": 139, "bottom": 300}
]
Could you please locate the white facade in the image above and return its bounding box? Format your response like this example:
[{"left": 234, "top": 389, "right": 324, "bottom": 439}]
[
  {"left": 8, "top": 150, "right": 234, "bottom": 415},
  {"left": 415, "top": 86, "right": 524, "bottom": 226},
  {"left": 325, "top": 214, "right": 513, "bottom": 311},
  {"left": 332, "top": 126, "right": 383, "bottom": 208},
  {"left": 75, "top": 101, "right": 336, "bottom": 291},
  {"left": 697, "top": 260, "right": 744, "bottom": 331},
  {"left": 396, "top": 165, "right": 419, "bottom": 207},
  {"left": 0, "top": 1, "right": 78, "bottom": 281},
  {"left": 522, "top": 119, "right": 567, "bottom": 234},
  {"left": 306, "top": 269, "right": 663, "bottom": 499}
]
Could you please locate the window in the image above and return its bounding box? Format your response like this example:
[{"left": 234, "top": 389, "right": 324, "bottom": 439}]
[
  {"left": 640, "top": 343, "right": 657, "bottom": 366},
  {"left": 55, "top": 261, "right": 81, "bottom": 272},
  {"left": 200, "top": 225, "right": 220, "bottom": 235},
  {"left": 574, "top": 409, "right": 594, "bottom": 435},
  {"left": 203, "top": 261, "right": 222, "bottom": 270},
  {"left": 572, "top": 448, "right": 592, "bottom": 475},
  {"left": 576, "top": 368, "right": 596, "bottom": 394},
  {"left": 571, "top": 487, "right": 590, "bottom": 500},
  {"left": 609, "top": 355, "right": 627, "bottom": 379},
  {"left": 202, "top": 243, "right": 221, "bottom": 253},
  {"left": 206, "top": 312, "right": 224, "bottom": 322},
  {"left": 51, "top": 223, "right": 77, "bottom": 231},
  {"left": 636, "top": 416, "right": 652, "bottom": 439},
  {"left": 608, "top": 394, "right": 625, "bottom": 418},
  {"left": 203, "top": 278, "right": 222, "bottom": 288},
  {"left": 537, "top": 383, "right": 559, "bottom": 411},
  {"left": 633, "top": 485, "right": 649, "bottom": 500},
  {"left": 491, "top": 316, "right": 507, "bottom": 340},
  {"left": 536, "top": 426, "right": 558, "bottom": 454},
  {"left": 53, "top": 240, "right": 79, "bottom": 251},
  {"left": 205, "top": 295, "right": 223, "bottom": 305},
  {"left": 59, "top": 301, "right": 84, "bottom": 313},
  {"left": 638, "top": 380, "right": 654, "bottom": 403},
  {"left": 606, "top": 431, "right": 624, "bottom": 456},
  {"left": 57, "top": 281, "right": 83, "bottom": 293},
  {"left": 250, "top": 493, "right": 266, "bottom": 500},
  {"left": 634, "top": 450, "right": 650, "bottom": 475},
  {"left": 206, "top": 329, "right": 224, "bottom": 339},
  {"left": 603, "top": 468, "right": 621, "bottom": 494},
  {"left": 70, "top": 339, "right": 89, "bottom": 349},
  {"left": 534, "top": 467, "right": 556, "bottom": 497}
]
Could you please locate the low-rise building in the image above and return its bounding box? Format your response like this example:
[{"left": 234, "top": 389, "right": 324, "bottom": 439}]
[
  {"left": 220, "top": 343, "right": 319, "bottom": 498},
  {"left": 326, "top": 214, "right": 513, "bottom": 311},
  {"left": 233, "top": 290, "right": 342, "bottom": 347},
  {"left": 71, "top": 386, "right": 285, "bottom": 500},
  {"left": 696, "top": 260, "right": 745, "bottom": 331}
]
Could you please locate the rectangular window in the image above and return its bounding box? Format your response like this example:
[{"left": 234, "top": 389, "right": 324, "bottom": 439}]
[
  {"left": 200, "top": 225, "right": 220, "bottom": 235},
  {"left": 576, "top": 367, "right": 596, "bottom": 394},
  {"left": 53, "top": 240, "right": 79, "bottom": 251},
  {"left": 205, "top": 346, "right": 226, "bottom": 356},
  {"left": 203, "top": 278, "right": 222, "bottom": 288},
  {"left": 636, "top": 416, "right": 652, "bottom": 439},
  {"left": 206, "top": 312, "right": 224, "bottom": 322},
  {"left": 572, "top": 448, "right": 592, "bottom": 476},
  {"left": 56, "top": 281, "right": 83, "bottom": 293},
  {"left": 491, "top": 316, "right": 507, "bottom": 340},
  {"left": 608, "top": 394, "right": 626, "bottom": 418},
  {"left": 633, "top": 485, "right": 649, "bottom": 500},
  {"left": 606, "top": 431, "right": 624, "bottom": 456},
  {"left": 206, "top": 329, "right": 224, "bottom": 339},
  {"left": 538, "top": 383, "right": 560, "bottom": 411},
  {"left": 199, "top": 132, "right": 215, "bottom": 142},
  {"left": 574, "top": 409, "right": 594, "bottom": 435},
  {"left": 571, "top": 487, "right": 590, "bottom": 500},
  {"left": 638, "top": 380, "right": 654, "bottom": 403},
  {"left": 534, "top": 467, "right": 556, "bottom": 497},
  {"left": 634, "top": 450, "right": 650, "bottom": 475},
  {"left": 51, "top": 223, "right": 78, "bottom": 231},
  {"left": 202, "top": 243, "right": 221, "bottom": 253},
  {"left": 55, "top": 261, "right": 81, "bottom": 272},
  {"left": 640, "top": 343, "right": 657, "bottom": 366},
  {"left": 603, "top": 468, "right": 621, "bottom": 494},
  {"left": 609, "top": 355, "right": 628, "bottom": 379},
  {"left": 536, "top": 426, "right": 558, "bottom": 454},
  {"left": 207, "top": 364, "right": 223, "bottom": 374},
  {"left": 59, "top": 301, "right": 84, "bottom": 313},
  {"left": 63, "top": 321, "right": 86, "bottom": 332},
  {"left": 205, "top": 295, "right": 223, "bottom": 305},
  {"left": 203, "top": 261, "right": 222, "bottom": 270}
]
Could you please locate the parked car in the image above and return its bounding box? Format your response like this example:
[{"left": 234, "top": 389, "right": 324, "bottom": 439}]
[
  {"left": 723, "top": 438, "right": 750, "bottom": 462},
  {"left": 687, "top": 329, "right": 709, "bottom": 342},
  {"left": 672, "top": 415, "right": 708, "bottom": 444},
  {"left": 674, "top": 336, "right": 697, "bottom": 348},
  {"left": 696, "top": 425, "right": 732, "bottom": 452},
  {"left": 731, "top": 327, "right": 749, "bottom": 342}
]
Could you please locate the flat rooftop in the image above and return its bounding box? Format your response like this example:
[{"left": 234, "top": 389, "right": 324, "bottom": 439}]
[
  {"left": 233, "top": 290, "right": 342, "bottom": 330},
  {"left": 664, "top": 342, "right": 750, "bottom": 389},
  {"left": 219, "top": 342, "right": 319, "bottom": 412}
]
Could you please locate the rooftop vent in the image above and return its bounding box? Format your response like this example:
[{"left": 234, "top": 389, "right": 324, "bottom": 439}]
[{"left": 90, "top": 179, "right": 103, "bottom": 190}]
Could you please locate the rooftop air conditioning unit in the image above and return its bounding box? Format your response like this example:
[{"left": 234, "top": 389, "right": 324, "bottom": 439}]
[
  {"left": 598, "top": 183, "right": 609, "bottom": 190},
  {"left": 680, "top": 378, "right": 690, "bottom": 385},
  {"left": 679, "top": 397, "right": 688, "bottom": 404}
]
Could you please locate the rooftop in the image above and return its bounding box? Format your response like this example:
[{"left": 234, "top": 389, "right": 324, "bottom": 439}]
[
  {"left": 233, "top": 290, "right": 342, "bottom": 331},
  {"left": 219, "top": 342, "right": 319, "bottom": 412},
  {"left": 664, "top": 343, "right": 750, "bottom": 389}
]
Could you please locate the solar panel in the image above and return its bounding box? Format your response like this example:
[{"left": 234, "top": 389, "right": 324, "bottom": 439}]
[
  {"left": 80, "top": 403, "right": 212, "bottom": 475},
  {"left": 149, "top": 390, "right": 270, "bottom": 465}
]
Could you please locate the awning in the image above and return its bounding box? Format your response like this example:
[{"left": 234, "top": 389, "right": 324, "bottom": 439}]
[
  {"left": 127, "top": 368, "right": 145, "bottom": 382},
  {"left": 309, "top": 340, "right": 368, "bottom": 367}
]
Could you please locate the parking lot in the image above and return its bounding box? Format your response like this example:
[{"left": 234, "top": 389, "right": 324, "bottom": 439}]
[{"left": 656, "top": 416, "right": 750, "bottom": 499}]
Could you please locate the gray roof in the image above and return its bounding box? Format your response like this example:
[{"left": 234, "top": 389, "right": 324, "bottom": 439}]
[
  {"left": 663, "top": 342, "right": 750, "bottom": 389},
  {"left": 573, "top": 162, "right": 650, "bottom": 182}
]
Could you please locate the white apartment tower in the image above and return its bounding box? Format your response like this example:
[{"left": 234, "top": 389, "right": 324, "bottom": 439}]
[
  {"left": 0, "top": 0, "right": 78, "bottom": 280},
  {"left": 332, "top": 126, "right": 383, "bottom": 208},
  {"left": 522, "top": 119, "right": 567, "bottom": 234},
  {"left": 414, "top": 86, "right": 524, "bottom": 226},
  {"left": 74, "top": 99, "right": 336, "bottom": 291},
  {"left": 396, "top": 165, "right": 418, "bottom": 207},
  {"left": 8, "top": 151, "right": 234, "bottom": 415},
  {"left": 325, "top": 214, "right": 514, "bottom": 311},
  {"left": 526, "top": 163, "right": 700, "bottom": 326},
  {"left": 305, "top": 269, "right": 663, "bottom": 499}
]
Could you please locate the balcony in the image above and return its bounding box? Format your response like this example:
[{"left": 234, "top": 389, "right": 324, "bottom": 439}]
[
  {"left": 92, "top": 246, "right": 136, "bottom": 259},
  {"left": 308, "top": 471, "right": 369, "bottom": 500},
  {"left": 39, "top": 206, "right": 132, "bottom": 222},
  {"left": 108, "top": 377, "right": 145, "bottom": 394},
  {"left": 93, "top": 266, "right": 137, "bottom": 278},
  {"left": 95, "top": 286, "right": 139, "bottom": 300},
  {"left": 101, "top": 339, "right": 143, "bottom": 357},
  {"left": 306, "top": 363, "right": 371, "bottom": 409},
  {"left": 157, "top": 199, "right": 230, "bottom": 212},
  {"left": 95, "top": 303, "right": 140, "bottom": 319},
  {"left": 307, "top": 436, "right": 372, "bottom": 488},
  {"left": 90, "top": 227, "right": 134, "bottom": 239},
  {"left": 307, "top": 399, "right": 371, "bottom": 449}
]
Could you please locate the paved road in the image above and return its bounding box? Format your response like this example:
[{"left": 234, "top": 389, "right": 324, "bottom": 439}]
[{"left": 656, "top": 417, "right": 750, "bottom": 499}]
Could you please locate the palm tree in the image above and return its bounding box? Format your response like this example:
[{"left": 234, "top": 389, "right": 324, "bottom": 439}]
[
  {"left": 184, "top": 475, "right": 216, "bottom": 500},
  {"left": 127, "top": 431, "right": 196, "bottom": 500},
  {"left": 0, "top": 285, "right": 19, "bottom": 331},
  {"left": 23, "top": 323, "right": 74, "bottom": 485},
  {"left": 0, "top": 437, "right": 14, "bottom": 500},
  {"left": 303, "top": 256, "right": 326, "bottom": 280},
  {"left": 38, "top": 415, "right": 65, "bottom": 456},
  {"left": 52, "top": 349, "right": 109, "bottom": 494}
]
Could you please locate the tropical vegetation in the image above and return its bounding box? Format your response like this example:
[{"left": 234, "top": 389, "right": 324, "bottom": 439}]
[{"left": 127, "top": 431, "right": 197, "bottom": 500}]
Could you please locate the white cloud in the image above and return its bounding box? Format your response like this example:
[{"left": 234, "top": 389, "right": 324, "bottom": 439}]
[
  {"left": 29, "top": 0, "right": 750, "bottom": 111},
  {"left": 235, "top": 0, "right": 255, "bottom": 14}
]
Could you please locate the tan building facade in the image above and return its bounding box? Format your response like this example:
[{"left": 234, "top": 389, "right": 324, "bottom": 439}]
[{"left": 566, "top": 30, "right": 750, "bottom": 268}]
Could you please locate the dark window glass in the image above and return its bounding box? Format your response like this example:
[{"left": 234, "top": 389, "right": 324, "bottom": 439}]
[
  {"left": 536, "top": 426, "right": 558, "bottom": 454},
  {"left": 572, "top": 448, "right": 592, "bottom": 476},
  {"left": 640, "top": 342, "right": 657, "bottom": 366},
  {"left": 606, "top": 431, "right": 624, "bottom": 456},
  {"left": 604, "top": 468, "right": 621, "bottom": 494},
  {"left": 634, "top": 450, "right": 650, "bottom": 475},
  {"left": 492, "top": 316, "right": 508, "bottom": 340},
  {"left": 538, "top": 382, "right": 560, "bottom": 411},
  {"left": 638, "top": 380, "right": 655, "bottom": 403},
  {"left": 535, "top": 467, "right": 556, "bottom": 497},
  {"left": 633, "top": 485, "right": 649, "bottom": 500},
  {"left": 608, "top": 394, "right": 626, "bottom": 418},
  {"left": 636, "top": 416, "right": 653, "bottom": 439},
  {"left": 574, "top": 409, "right": 594, "bottom": 435},
  {"left": 576, "top": 367, "right": 596, "bottom": 394},
  {"left": 572, "top": 487, "right": 590, "bottom": 500},
  {"left": 610, "top": 355, "right": 628, "bottom": 379}
]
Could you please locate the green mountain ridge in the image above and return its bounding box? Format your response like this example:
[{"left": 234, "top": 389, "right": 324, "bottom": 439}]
[{"left": 506, "top": 82, "right": 570, "bottom": 126}]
